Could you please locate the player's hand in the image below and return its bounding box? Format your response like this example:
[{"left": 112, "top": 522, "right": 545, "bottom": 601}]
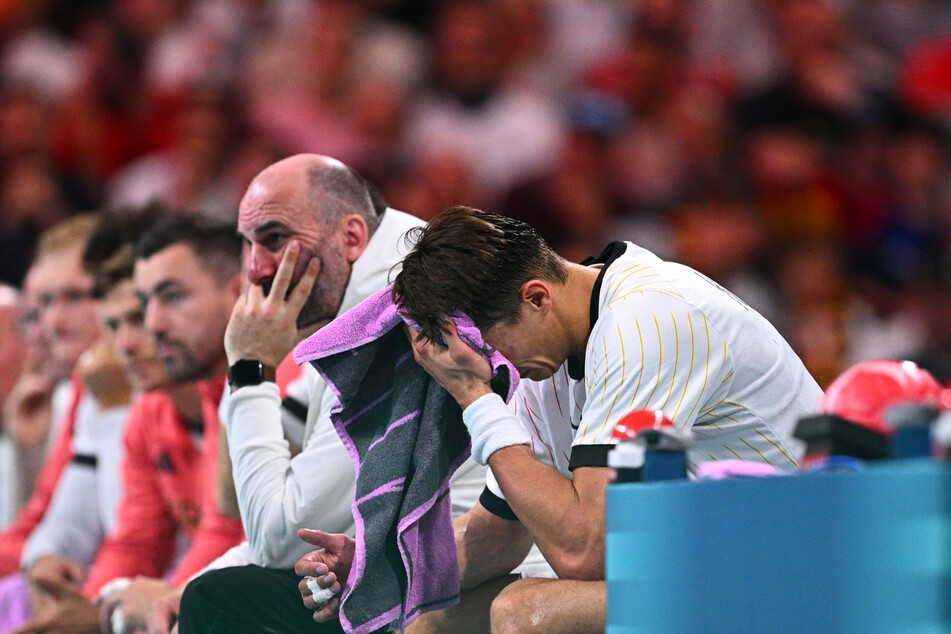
[
  {"left": 99, "top": 577, "right": 171, "bottom": 634},
  {"left": 225, "top": 240, "right": 320, "bottom": 368},
  {"left": 27, "top": 555, "right": 85, "bottom": 590},
  {"left": 295, "top": 529, "right": 355, "bottom": 623},
  {"left": 26, "top": 555, "right": 86, "bottom": 619},
  {"left": 3, "top": 371, "right": 54, "bottom": 449},
  {"left": 78, "top": 337, "right": 133, "bottom": 409},
  {"left": 406, "top": 320, "right": 493, "bottom": 409},
  {"left": 146, "top": 583, "right": 185, "bottom": 634},
  {"left": 12, "top": 576, "right": 100, "bottom": 634}
]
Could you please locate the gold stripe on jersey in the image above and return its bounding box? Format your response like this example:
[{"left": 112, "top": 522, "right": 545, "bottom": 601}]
[
  {"left": 627, "top": 316, "right": 645, "bottom": 411},
  {"left": 615, "top": 270, "right": 661, "bottom": 283},
  {"left": 607, "top": 265, "right": 650, "bottom": 296},
  {"left": 740, "top": 436, "right": 772, "bottom": 465},
  {"left": 723, "top": 445, "right": 744, "bottom": 460},
  {"left": 602, "top": 333, "right": 609, "bottom": 408},
  {"left": 755, "top": 428, "right": 798, "bottom": 468},
  {"left": 683, "top": 315, "right": 711, "bottom": 427},
  {"left": 708, "top": 401, "right": 800, "bottom": 468},
  {"left": 610, "top": 287, "right": 684, "bottom": 306},
  {"left": 644, "top": 315, "right": 663, "bottom": 409},
  {"left": 707, "top": 453, "right": 719, "bottom": 461},
  {"left": 585, "top": 340, "right": 598, "bottom": 391},
  {"left": 661, "top": 312, "right": 680, "bottom": 411},
  {"left": 672, "top": 312, "right": 697, "bottom": 423},
  {"left": 590, "top": 324, "right": 628, "bottom": 442},
  {"left": 586, "top": 339, "right": 601, "bottom": 389}
]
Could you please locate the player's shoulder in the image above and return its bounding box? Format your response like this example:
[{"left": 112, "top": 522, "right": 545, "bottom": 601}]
[
  {"left": 596, "top": 276, "right": 701, "bottom": 334},
  {"left": 599, "top": 246, "right": 686, "bottom": 306}
]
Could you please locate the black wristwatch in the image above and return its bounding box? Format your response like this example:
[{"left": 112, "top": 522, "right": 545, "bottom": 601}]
[{"left": 228, "top": 360, "right": 276, "bottom": 389}]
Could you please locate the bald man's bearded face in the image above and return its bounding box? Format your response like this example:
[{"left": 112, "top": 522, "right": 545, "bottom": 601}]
[
  {"left": 294, "top": 237, "right": 349, "bottom": 330},
  {"left": 239, "top": 216, "right": 353, "bottom": 331}
]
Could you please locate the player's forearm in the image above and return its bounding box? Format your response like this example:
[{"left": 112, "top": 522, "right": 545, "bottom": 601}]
[
  {"left": 84, "top": 535, "right": 173, "bottom": 596},
  {"left": 226, "top": 385, "right": 356, "bottom": 567},
  {"left": 225, "top": 383, "right": 300, "bottom": 563},
  {"left": 488, "top": 445, "right": 606, "bottom": 580},
  {"left": 21, "top": 465, "right": 104, "bottom": 571},
  {"left": 14, "top": 442, "right": 46, "bottom": 506}
]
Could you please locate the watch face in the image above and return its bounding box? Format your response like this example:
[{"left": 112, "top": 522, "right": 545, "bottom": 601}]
[{"left": 229, "top": 360, "right": 264, "bottom": 386}]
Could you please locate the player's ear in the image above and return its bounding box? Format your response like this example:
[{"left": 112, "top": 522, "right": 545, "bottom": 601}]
[
  {"left": 339, "top": 215, "right": 369, "bottom": 264},
  {"left": 520, "top": 280, "right": 551, "bottom": 313}
]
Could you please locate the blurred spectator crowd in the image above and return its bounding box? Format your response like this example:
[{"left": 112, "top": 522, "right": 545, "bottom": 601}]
[{"left": 0, "top": 0, "right": 950, "bottom": 389}]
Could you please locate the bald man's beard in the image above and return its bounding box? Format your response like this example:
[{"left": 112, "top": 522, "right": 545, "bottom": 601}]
[{"left": 295, "top": 248, "right": 350, "bottom": 331}]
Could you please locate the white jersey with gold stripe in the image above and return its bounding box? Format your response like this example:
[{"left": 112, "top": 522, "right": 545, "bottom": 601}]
[{"left": 485, "top": 241, "right": 821, "bottom": 499}]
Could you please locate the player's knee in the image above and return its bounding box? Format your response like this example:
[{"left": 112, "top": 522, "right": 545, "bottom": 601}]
[{"left": 489, "top": 582, "right": 544, "bottom": 634}]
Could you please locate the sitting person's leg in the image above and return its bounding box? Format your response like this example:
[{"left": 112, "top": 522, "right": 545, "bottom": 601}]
[
  {"left": 406, "top": 574, "right": 519, "bottom": 634},
  {"left": 178, "top": 565, "right": 346, "bottom": 634},
  {"left": 490, "top": 578, "right": 605, "bottom": 634}
]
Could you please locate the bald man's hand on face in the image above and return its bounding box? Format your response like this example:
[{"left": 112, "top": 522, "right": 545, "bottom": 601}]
[{"left": 224, "top": 241, "right": 320, "bottom": 369}]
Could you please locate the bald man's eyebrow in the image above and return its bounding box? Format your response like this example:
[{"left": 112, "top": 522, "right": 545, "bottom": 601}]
[{"left": 251, "top": 221, "right": 292, "bottom": 238}]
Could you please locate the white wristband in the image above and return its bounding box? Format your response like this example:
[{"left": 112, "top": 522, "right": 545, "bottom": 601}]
[{"left": 462, "top": 393, "right": 531, "bottom": 465}]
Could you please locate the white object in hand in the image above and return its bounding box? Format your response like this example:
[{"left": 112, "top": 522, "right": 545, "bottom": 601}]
[
  {"left": 111, "top": 606, "right": 129, "bottom": 634},
  {"left": 98, "top": 577, "right": 131, "bottom": 599},
  {"left": 306, "top": 576, "right": 336, "bottom": 606}
]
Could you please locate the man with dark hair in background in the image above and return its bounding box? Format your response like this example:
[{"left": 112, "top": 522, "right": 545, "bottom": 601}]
[
  {"left": 86, "top": 209, "right": 246, "bottom": 632},
  {"left": 80, "top": 213, "right": 252, "bottom": 630}
]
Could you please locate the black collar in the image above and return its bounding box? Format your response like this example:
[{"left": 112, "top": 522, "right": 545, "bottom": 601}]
[{"left": 566, "top": 242, "right": 629, "bottom": 380}]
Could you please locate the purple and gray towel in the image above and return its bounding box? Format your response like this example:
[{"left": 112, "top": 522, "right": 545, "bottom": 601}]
[{"left": 294, "top": 285, "right": 519, "bottom": 634}]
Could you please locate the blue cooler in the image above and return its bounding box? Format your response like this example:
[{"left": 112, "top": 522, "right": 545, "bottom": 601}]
[{"left": 606, "top": 459, "right": 951, "bottom": 632}]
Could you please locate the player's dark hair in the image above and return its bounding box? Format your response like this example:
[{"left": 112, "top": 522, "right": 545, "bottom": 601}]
[
  {"left": 393, "top": 206, "right": 568, "bottom": 343},
  {"left": 135, "top": 213, "right": 241, "bottom": 285},
  {"left": 84, "top": 202, "right": 169, "bottom": 298}
]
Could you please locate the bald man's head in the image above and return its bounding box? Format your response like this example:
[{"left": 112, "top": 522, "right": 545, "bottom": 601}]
[
  {"left": 244, "top": 154, "right": 380, "bottom": 230},
  {"left": 238, "top": 154, "right": 382, "bottom": 329}
]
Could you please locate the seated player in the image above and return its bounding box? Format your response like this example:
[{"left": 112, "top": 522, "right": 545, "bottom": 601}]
[{"left": 298, "top": 206, "right": 822, "bottom": 633}]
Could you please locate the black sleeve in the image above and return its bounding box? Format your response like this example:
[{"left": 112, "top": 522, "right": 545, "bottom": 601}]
[
  {"left": 568, "top": 444, "right": 614, "bottom": 471},
  {"left": 478, "top": 486, "right": 519, "bottom": 521},
  {"left": 281, "top": 395, "right": 308, "bottom": 425}
]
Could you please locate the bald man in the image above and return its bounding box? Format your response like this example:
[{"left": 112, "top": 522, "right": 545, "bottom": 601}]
[{"left": 175, "top": 155, "right": 488, "bottom": 633}]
